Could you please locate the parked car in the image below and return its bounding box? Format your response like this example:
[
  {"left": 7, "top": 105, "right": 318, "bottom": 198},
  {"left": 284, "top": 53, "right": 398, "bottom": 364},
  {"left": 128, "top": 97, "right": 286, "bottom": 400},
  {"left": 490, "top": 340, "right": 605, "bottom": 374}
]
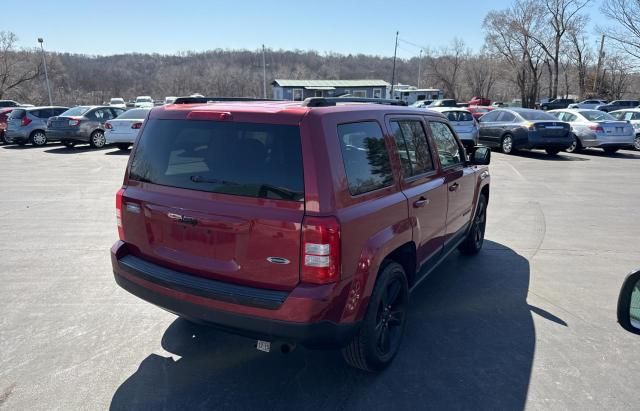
[
  {"left": 467, "top": 105, "right": 495, "bottom": 121},
  {"left": 540, "top": 98, "right": 576, "bottom": 111},
  {"left": 478, "top": 108, "right": 573, "bottom": 155},
  {"left": 567, "top": 99, "right": 607, "bottom": 109},
  {"left": 164, "top": 96, "right": 177, "bottom": 105},
  {"left": 46, "top": 106, "right": 125, "bottom": 148},
  {"left": 427, "top": 99, "right": 457, "bottom": 108},
  {"left": 134, "top": 96, "right": 154, "bottom": 108},
  {"left": 104, "top": 108, "right": 151, "bottom": 150},
  {"left": 0, "top": 100, "right": 21, "bottom": 108},
  {"left": 109, "top": 98, "right": 127, "bottom": 110},
  {"left": 0, "top": 108, "right": 13, "bottom": 144},
  {"left": 609, "top": 109, "right": 640, "bottom": 150},
  {"left": 491, "top": 102, "right": 505, "bottom": 108},
  {"left": 617, "top": 269, "right": 640, "bottom": 335},
  {"left": 596, "top": 100, "right": 640, "bottom": 112},
  {"left": 410, "top": 100, "right": 433, "bottom": 108},
  {"left": 548, "top": 109, "right": 635, "bottom": 154},
  {"left": 4, "top": 106, "right": 69, "bottom": 146},
  {"left": 428, "top": 107, "right": 479, "bottom": 146},
  {"left": 111, "top": 98, "right": 491, "bottom": 371},
  {"left": 468, "top": 96, "right": 491, "bottom": 106}
]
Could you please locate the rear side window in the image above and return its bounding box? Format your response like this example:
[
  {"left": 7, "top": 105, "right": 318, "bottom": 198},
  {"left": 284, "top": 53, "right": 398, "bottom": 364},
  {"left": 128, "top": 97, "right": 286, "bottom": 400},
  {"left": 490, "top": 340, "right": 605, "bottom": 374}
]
[
  {"left": 130, "top": 119, "right": 304, "bottom": 201},
  {"left": 389, "top": 120, "right": 434, "bottom": 178},
  {"left": 9, "top": 109, "right": 25, "bottom": 119},
  {"left": 338, "top": 121, "right": 393, "bottom": 195}
]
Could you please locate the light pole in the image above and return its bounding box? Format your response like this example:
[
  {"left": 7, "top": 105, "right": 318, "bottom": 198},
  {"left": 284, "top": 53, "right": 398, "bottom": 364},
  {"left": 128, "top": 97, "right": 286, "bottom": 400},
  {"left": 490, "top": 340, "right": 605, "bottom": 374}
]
[{"left": 37, "top": 38, "right": 53, "bottom": 106}]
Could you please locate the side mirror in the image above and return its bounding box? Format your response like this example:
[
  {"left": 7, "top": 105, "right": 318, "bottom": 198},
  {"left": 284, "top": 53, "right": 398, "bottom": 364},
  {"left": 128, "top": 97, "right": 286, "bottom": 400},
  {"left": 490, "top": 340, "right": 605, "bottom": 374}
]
[
  {"left": 617, "top": 269, "right": 640, "bottom": 335},
  {"left": 470, "top": 146, "right": 491, "bottom": 165}
]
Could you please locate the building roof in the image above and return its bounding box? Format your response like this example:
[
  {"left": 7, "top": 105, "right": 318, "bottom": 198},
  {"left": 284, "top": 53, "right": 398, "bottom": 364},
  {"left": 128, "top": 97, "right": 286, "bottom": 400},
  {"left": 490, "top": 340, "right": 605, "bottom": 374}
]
[{"left": 272, "top": 79, "right": 390, "bottom": 88}]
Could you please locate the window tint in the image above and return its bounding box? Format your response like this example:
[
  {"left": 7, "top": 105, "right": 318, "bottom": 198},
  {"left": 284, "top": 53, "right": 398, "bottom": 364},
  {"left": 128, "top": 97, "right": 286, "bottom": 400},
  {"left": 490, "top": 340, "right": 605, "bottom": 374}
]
[
  {"left": 90, "top": 109, "right": 113, "bottom": 121},
  {"left": 479, "top": 110, "right": 500, "bottom": 122},
  {"left": 130, "top": 120, "right": 304, "bottom": 201},
  {"left": 9, "top": 109, "right": 25, "bottom": 119},
  {"left": 429, "top": 121, "right": 463, "bottom": 168},
  {"left": 54, "top": 108, "right": 68, "bottom": 116},
  {"left": 497, "top": 111, "right": 516, "bottom": 122},
  {"left": 518, "top": 110, "right": 557, "bottom": 121},
  {"left": 34, "top": 109, "right": 53, "bottom": 118},
  {"left": 338, "top": 122, "right": 393, "bottom": 195},
  {"left": 444, "top": 111, "right": 474, "bottom": 122},
  {"left": 62, "top": 106, "right": 91, "bottom": 117},
  {"left": 390, "top": 120, "right": 434, "bottom": 178}
]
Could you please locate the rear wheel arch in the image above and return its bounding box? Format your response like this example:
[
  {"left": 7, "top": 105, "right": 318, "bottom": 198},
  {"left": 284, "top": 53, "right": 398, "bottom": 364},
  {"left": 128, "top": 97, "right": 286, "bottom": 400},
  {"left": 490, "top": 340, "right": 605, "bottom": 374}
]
[
  {"left": 382, "top": 242, "right": 417, "bottom": 287},
  {"left": 480, "top": 184, "right": 490, "bottom": 205}
]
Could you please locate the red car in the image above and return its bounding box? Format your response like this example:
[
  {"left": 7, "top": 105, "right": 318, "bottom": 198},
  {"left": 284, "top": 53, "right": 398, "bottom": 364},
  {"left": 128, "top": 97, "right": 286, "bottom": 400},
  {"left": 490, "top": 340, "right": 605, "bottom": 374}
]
[
  {"left": 468, "top": 96, "right": 491, "bottom": 106},
  {"left": 111, "top": 97, "right": 491, "bottom": 371},
  {"left": 0, "top": 108, "right": 13, "bottom": 143},
  {"left": 467, "top": 105, "right": 495, "bottom": 121}
]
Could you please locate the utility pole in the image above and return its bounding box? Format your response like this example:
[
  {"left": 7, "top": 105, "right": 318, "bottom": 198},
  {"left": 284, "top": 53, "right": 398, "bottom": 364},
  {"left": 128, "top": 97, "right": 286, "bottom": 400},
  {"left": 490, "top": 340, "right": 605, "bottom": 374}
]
[
  {"left": 262, "top": 44, "right": 267, "bottom": 98},
  {"left": 593, "top": 34, "right": 605, "bottom": 95},
  {"left": 37, "top": 38, "right": 53, "bottom": 106},
  {"left": 417, "top": 49, "right": 422, "bottom": 89},
  {"left": 390, "top": 31, "right": 399, "bottom": 98}
]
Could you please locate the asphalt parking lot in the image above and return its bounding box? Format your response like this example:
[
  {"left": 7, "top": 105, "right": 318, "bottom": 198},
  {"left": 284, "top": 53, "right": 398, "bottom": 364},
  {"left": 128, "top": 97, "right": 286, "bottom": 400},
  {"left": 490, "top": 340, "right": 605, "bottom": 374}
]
[{"left": 1, "top": 144, "right": 639, "bottom": 410}]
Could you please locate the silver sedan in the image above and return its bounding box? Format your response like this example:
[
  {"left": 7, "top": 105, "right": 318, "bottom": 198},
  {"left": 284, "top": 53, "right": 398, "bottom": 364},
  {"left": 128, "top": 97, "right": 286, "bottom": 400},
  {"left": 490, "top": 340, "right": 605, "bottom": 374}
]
[{"left": 549, "top": 109, "right": 635, "bottom": 154}]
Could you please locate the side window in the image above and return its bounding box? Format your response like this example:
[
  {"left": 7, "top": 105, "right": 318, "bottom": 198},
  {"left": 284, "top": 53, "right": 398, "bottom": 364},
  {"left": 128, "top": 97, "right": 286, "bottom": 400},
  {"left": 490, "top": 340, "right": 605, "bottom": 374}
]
[
  {"left": 552, "top": 112, "right": 565, "bottom": 121},
  {"left": 497, "top": 111, "right": 516, "bottom": 122},
  {"left": 564, "top": 113, "right": 577, "bottom": 122},
  {"left": 389, "top": 120, "right": 435, "bottom": 178},
  {"left": 632, "top": 113, "right": 640, "bottom": 121},
  {"left": 479, "top": 110, "right": 499, "bottom": 122},
  {"left": 54, "top": 108, "right": 67, "bottom": 116},
  {"left": 338, "top": 122, "right": 393, "bottom": 196},
  {"left": 111, "top": 108, "right": 125, "bottom": 118},
  {"left": 39, "top": 109, "right": 53, "bottom": 118},
  {"left": 429, "top": 122, "right": 463, "bottom": 168},
  {"left": 92, "top": 109, "right": 113, "bottom": 121}
]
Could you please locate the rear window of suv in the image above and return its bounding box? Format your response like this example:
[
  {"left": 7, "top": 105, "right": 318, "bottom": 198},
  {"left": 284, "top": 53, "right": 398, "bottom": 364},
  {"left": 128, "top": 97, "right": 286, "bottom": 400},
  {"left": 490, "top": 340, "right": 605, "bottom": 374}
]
[{"left": 129, "top": 119, "right": 304, "bottom": 201}]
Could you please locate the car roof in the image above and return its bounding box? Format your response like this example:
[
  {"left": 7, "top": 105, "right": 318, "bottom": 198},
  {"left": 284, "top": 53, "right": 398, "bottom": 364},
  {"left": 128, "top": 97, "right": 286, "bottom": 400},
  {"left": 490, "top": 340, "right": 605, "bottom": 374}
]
[
  {"left": 427, "top": 107, "right": 471, "bottom": 113},
  {"left": 25, "top": 106, "right": 68, "bottom": 110},
  {"left": 611, "top": 108, "right": 640, "bottom": 112},
  {"left": 149, "top": 100, "right": 448, "bottom": 123}
]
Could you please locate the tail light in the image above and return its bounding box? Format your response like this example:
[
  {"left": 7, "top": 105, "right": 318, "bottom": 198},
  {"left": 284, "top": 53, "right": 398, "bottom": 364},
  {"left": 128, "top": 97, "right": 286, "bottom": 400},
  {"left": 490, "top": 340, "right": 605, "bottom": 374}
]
[
  {"left": 68, "top": 118, "right": 81, "bottom": 126},
  {"left": 301, "top": 216, "right": 341, "bottom": 284},
  {"left": 105, "top": 121, "right": 112, "bottom": 129},
  {"left": 131, "top": 122, "right": 142, "bottom": 129},
  {"left": 116, "top": 188, "right": 125, "bottom": 240},
  {"left": 589, "top": 124, "right": 604, "bottom": 133},
  {"left": 21, "top": 116, "right": 32, "bottom": 126},
  {"left": 523, "top": 121, "right": 536, "bottom": 131}
]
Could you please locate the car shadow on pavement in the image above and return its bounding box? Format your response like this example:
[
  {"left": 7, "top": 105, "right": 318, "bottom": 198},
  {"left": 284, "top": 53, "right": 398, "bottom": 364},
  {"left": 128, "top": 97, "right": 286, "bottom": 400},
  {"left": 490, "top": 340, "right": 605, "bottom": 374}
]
[
  {"left": 511, "top": 150, "right": 589, "bottom": 161},
  {"left": 105, "top": 149, "right": 130, "bottom": 156},
  {"left": 578, "top": 149, "right": 640, "bottom": 160},
  {"left": 110, "top": 240, "right": 544, "bottom": 411},
  {"left": 44, "top": 146, "right": 111, "bottom": 154}
]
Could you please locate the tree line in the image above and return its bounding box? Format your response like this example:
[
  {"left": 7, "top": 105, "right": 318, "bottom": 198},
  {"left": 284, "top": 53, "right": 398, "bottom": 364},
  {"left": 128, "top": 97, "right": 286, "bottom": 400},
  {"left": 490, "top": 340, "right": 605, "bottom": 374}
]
[{"left": 2, "top": 0, "right": 640, "bottom": 108}]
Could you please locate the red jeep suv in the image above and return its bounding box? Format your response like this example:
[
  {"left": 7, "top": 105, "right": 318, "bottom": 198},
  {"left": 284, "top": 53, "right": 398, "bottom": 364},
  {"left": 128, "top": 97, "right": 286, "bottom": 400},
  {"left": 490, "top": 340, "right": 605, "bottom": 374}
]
[{"left": 111, "top": 97, "right": 491, "bottom": 371}]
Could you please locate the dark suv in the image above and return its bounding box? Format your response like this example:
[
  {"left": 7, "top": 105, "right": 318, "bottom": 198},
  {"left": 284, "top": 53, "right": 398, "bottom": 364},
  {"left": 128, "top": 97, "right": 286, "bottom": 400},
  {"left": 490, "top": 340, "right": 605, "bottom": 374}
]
[
  {"left": 596, "top": 100, "right": 640, "bottom": 112},
  {"left": 111, "top": 97, "right": 491, "bottom": 371},
  {"left": 540, "top": 98, "right": 576, "bottom": 110}
]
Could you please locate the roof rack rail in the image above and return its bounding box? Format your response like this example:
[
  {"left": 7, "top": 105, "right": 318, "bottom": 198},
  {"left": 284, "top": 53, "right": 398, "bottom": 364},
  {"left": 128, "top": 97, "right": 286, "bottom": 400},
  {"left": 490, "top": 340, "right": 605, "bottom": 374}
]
[
  {"left": 302, "top": 97, "right": 408, "bottom": 107},
  {"left": 173, "top": 96, "right": 282, "bottom": 104}
]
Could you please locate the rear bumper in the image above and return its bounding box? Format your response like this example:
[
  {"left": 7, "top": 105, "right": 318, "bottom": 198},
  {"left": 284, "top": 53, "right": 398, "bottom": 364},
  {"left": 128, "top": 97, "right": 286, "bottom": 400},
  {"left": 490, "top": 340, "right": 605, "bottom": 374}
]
[
  {"left": 526, "top": 133, "right": 573, "bottom": 150},
  {"left": 105, "top": 131, "right": 136, "bottom": 144},
  {"left": 5, "top": 130, "right": 28, "bottom": 142},
  {"left": 111, "top": 241, "right": 359, "bottom": 348},
  {"left": 46, "top": 129, "right": 89, "bottom": 142}
]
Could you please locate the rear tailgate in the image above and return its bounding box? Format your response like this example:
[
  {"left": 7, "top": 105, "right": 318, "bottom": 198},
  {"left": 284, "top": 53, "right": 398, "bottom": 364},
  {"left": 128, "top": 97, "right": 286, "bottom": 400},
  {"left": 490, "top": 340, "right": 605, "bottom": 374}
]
[{"left": 121, "top": 117, "right": 305, "bottom": 291}]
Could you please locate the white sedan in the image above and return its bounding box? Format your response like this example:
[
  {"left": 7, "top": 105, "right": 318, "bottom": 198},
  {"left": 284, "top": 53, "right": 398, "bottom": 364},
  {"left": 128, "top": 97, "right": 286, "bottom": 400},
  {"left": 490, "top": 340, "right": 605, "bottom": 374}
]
[
  {"left": 109, "top": 98, "right": 127, "bottom": 110},
  {"left": 104, "top": 108, "right": 151, "bottom": 150},
  {"left": 134, "top": 96, "right": 154, "bottom": 108}
]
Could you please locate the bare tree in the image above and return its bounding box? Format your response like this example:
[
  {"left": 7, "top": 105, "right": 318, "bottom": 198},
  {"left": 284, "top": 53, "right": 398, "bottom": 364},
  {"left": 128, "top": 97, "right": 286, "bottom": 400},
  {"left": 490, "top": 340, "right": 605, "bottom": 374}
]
[
  {"left": 600, "top": 0, "right": 640, "bottom": 61},
  {"left": 425, "top": 38, "right": 468, "bottom": 99},
  {"left": 527, "top": 0, "right": 591, "bottom": 100},
  {"left": 464, "top": 53, "right": 499, "bottom": 98},
  {"left": 0, "top": 32, "right": 43, "bottom": 99},
  {"left": 566, "top": 23, "right": 593, "bottom": 99}
]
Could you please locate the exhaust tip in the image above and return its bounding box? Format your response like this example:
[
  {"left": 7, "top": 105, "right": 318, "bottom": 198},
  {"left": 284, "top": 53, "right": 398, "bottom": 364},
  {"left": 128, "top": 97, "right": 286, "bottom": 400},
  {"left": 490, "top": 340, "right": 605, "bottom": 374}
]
[{"left": 280, "top": 343, "right": 296, "bottom": 354}]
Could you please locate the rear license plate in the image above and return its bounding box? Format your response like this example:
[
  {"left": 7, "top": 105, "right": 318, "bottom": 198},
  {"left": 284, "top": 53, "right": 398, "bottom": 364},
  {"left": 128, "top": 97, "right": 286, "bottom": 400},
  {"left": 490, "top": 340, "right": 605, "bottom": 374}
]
[{"left": 256, "top": 340, "right": 271, "bottom": 353}]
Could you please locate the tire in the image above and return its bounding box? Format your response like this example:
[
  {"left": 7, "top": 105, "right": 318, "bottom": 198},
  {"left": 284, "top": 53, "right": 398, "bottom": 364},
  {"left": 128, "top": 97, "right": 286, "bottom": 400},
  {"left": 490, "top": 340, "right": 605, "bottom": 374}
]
[
  {"left": 634, "top": 135, "right": 640, "bottom": 151},
  {"left": 603, "top": 147, "right": 619, "bottom": 155},
  {"left": 30, "top": 130, "right": 47, "bottom": 146},
  {"left": 0, "top": 131, "right": 6, "bottom": 144},
  {"left": 545, "top": 148, "right": 560, "bottom": 155},
  {"left": 62, "top": 140, "right": 75, "bottom": 148},
  {"left": 116, "top": 143, "right": 130, "bottom": 151},
  {"left": 459, "top": 194, "right": 488, "bottom": 255},
  {"left": 565, "top": 134, "right": 582, "bottom": 153},
  {"left": 89, "top": 130, "right": 106, "bottom": 148},
  {"left": 342, "top": 262, "right": 409, "bottom": 372},
  {"left": 501, "top": 134, "right": 515, "bottom": 154}
]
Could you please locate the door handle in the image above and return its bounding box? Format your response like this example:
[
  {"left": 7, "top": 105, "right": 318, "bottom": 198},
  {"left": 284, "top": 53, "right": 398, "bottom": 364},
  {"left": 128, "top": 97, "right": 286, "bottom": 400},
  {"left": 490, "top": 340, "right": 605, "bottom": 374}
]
[
  {"left": 449, "top": 183, "right": 459, "bottom": 192},
  {"left": 413, "top": 197, "right": 430, "bottom": 208}
]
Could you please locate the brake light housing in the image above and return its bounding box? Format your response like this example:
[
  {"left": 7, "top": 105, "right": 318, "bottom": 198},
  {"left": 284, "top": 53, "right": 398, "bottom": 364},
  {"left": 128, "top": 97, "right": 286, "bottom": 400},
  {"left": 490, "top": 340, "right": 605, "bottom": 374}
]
[
  {"left": 301, "top": 216, "right": 341, "bottom": 284},
  {"left": 105, "top": 121, "right": 112, "bottom": 129},
  {"left": 589, "top": 124, "right": 604, "bottom": 133},
  {"left": 131, "top": 122, "right": 142, "bottom": 129},
  {"left": 116, "top": 188, "right": 125, "bottom": 240},
  {"left": 68, "top": 118, "right": 81, "bottom": 126},
  {"left": 21, "top": 116, "right": 32, "bottom": 127}
]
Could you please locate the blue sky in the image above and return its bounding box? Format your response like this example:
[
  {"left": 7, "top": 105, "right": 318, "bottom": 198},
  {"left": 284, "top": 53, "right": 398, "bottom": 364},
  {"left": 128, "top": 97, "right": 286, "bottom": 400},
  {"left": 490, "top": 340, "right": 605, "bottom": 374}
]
[{"left": 9, "top": 0, "right": 604, "bottom": 57}]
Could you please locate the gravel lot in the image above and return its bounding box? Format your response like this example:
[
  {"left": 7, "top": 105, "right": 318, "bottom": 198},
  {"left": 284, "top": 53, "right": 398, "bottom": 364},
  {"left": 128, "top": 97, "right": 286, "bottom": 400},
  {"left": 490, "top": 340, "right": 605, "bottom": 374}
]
[{"left": 1, "top": 144, "right": 639, "bottom": 411}]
